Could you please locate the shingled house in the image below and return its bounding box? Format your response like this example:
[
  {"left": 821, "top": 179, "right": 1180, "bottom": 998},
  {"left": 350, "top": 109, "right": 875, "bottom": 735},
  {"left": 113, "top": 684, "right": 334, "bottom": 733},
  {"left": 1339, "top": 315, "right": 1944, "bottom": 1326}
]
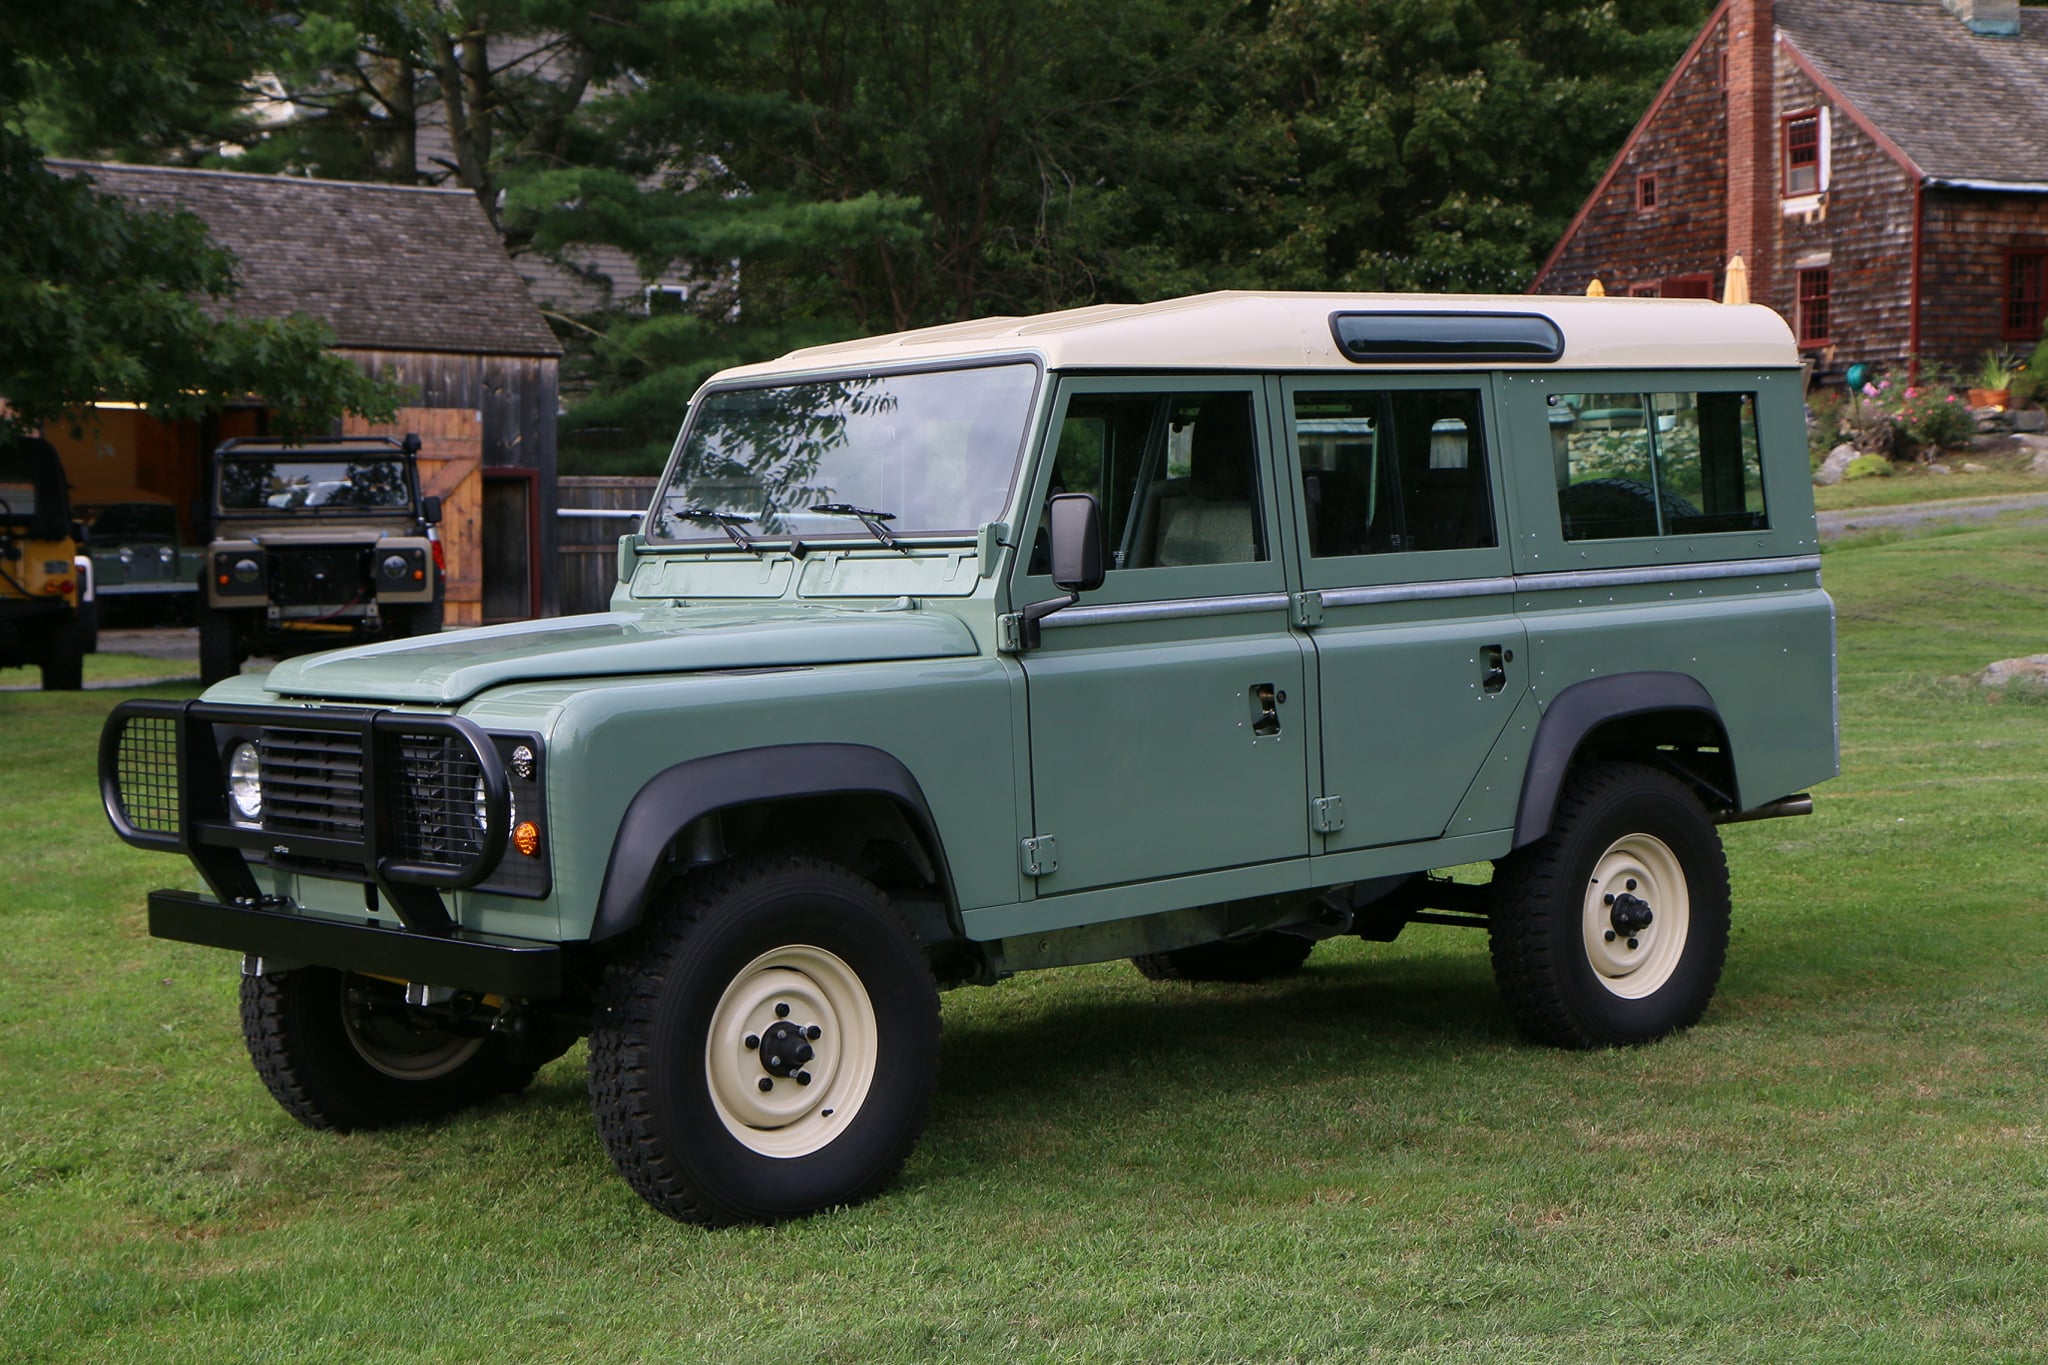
[
  {"left": 44, "top": 162, "right": 564, "bottom": 622},
  {"left": 1532, "top": 0, "right": 2048, "bottom": 382}
]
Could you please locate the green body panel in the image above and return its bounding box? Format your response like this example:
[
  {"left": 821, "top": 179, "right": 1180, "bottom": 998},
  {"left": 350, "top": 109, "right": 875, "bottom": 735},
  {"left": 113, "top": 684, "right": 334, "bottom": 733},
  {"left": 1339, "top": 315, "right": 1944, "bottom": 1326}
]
[{"left": 262, "top": 603, "right": 980, "bottom": 704}]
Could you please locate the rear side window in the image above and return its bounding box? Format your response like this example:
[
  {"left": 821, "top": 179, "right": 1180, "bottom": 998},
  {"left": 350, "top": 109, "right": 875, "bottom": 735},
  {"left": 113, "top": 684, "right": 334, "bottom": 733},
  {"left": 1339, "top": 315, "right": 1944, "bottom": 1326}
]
[
  {"left": 1291, "top": 388, "right": 1496, "bottom": 557},
  {"left": 1547, "top": 391, "right": 1767, "bottom": 540}
]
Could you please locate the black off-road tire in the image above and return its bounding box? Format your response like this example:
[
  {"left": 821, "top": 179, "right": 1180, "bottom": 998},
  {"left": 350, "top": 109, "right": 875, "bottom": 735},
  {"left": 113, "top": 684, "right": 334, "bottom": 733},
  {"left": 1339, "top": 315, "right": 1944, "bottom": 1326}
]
[
  {"left": 1488, "top": 762, "right": 1730, "bottom": 1049},
  {"left": 38, "top": 613, "right": 85, "bottom": 690},
  {"left": 1131, "top": 932, "right": 1314, "bottom": 983},
  {"left": 240, "top": 967, "right": 541, "bottom": 1132},
  {"left": 587, "top": 856, "right": 941, "bottom": 1226},
  {"left": 198, "top": 609, "right": 244, "bottom": 685}
]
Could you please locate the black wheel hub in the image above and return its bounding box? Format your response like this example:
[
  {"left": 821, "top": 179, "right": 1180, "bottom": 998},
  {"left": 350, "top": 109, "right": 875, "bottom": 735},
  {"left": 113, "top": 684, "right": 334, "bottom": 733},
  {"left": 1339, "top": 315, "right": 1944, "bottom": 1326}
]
[
  {"left": 1606, "top": 891, "right": 1655, "bottom": 935},
  {"left": 754, "top": 1018, "right": 819, "bottom": 1078}
]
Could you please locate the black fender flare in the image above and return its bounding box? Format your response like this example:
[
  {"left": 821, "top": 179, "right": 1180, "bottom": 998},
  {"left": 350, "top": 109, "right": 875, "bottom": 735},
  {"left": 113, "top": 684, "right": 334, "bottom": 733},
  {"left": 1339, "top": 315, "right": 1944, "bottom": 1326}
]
[
  {"left": 589, "top": 743, "right": 958, "bottom": 944},
  {"left": 1511, "top": 672, "right": 1727, "bottom": 849}
]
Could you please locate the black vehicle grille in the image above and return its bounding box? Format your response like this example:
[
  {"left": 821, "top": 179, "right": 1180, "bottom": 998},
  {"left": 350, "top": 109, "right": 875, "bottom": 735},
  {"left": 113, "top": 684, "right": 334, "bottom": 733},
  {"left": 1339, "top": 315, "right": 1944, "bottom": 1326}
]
[
  {"left": 111, "top": 715, "right": 180, "bottom": 835},
  {"left": 260, "top": 728, "right": 366, "bottom": 839},
  {"left": 389, "top": 734, "right": 486, "bottom": 866},
  {"left": 272, "top": 548, "right": 366, "bottom": 603}
]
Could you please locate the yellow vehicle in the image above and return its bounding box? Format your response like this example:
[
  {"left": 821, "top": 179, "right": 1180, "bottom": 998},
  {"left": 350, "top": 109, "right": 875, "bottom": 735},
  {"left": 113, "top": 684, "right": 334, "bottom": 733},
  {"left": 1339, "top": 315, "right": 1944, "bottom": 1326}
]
[{"left": 0, "top": 436, "right": 87, "bottom": 690}]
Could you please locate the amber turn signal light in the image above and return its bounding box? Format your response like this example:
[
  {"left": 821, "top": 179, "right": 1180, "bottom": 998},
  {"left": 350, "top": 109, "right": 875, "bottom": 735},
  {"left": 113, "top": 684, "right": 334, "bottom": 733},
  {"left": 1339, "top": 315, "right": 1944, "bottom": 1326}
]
[{"left": 512, "top": 821, "right": 541, "bottom": 857}]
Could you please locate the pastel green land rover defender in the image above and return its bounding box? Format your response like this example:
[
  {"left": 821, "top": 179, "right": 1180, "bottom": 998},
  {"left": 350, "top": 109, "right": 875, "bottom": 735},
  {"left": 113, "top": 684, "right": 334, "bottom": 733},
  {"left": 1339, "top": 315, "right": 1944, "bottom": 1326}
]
[{"left": 101, "top": 293, "right": 1837, "bottom": 1225}]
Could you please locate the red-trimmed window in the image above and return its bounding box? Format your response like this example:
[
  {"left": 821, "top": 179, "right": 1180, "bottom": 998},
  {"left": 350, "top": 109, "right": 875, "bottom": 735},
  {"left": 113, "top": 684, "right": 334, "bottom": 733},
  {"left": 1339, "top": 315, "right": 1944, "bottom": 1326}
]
[
  {"left": 2007, "top": 251, "right": 2046, "bottom": 339},
  {"left": 1636, "top": 174, "right": 1659, "bottom": 212},
  {"left": 1784, "top": 111, "right": 1821, "bottom": 196},
  {"left": 1797, "top": 267, "right": 1831, "bottom": 346},
  {"left": 1663, "top": 274, "right": 1715, "bottom": 299}
]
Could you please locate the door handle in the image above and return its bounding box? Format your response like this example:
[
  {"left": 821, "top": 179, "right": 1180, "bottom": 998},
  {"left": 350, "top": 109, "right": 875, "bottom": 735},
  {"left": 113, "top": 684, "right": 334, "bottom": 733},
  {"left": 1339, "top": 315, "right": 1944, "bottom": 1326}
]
[
  {"left": 1480, "top": 644, "right": 1510, "bottom": 694},
  {"left": 1251, "top": 681, "right": 1283, "bottom": 737}
]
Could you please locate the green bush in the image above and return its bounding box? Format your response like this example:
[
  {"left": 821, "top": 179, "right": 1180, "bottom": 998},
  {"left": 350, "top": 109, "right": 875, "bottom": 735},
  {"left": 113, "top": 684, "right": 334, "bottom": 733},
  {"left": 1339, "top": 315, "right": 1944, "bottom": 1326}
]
[
  {"left": 1900, "top": 387, "right": 1978, "bottom": 451},
  {"left": 1843, "top": 453, "right": 1892, "bottom": 480}
]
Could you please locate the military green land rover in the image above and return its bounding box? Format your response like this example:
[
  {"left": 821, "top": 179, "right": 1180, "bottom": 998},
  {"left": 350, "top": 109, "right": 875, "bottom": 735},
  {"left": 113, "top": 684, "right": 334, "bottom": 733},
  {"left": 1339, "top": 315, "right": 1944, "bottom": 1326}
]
[
  {"left": 196, "top": 434, "right": 444, "bottom": 684},
  {"left": 101, "top": 293, "right": 1837, "bottom": 1225}
]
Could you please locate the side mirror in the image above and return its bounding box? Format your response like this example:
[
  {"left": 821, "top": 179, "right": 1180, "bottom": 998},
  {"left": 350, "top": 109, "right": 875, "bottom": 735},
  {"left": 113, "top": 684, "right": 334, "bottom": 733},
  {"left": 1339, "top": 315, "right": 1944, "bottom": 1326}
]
[
  {"left": 1047, "top": 492, "right": 1105, "bottom": 593},
  {"left": 1021, "top": 492, "right": 1104, "bottom": 648},
  {"left": 421, "top": 495, "right": 443, "bottom": 526}
]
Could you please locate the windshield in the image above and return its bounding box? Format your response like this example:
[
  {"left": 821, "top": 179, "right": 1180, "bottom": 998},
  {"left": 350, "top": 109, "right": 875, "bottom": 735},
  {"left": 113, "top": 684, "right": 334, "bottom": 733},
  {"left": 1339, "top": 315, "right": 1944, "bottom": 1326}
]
[
  {"left": 649, "top": 363, "right": 1037, "bottom": 543},
  {"left": 90, "top": 504, "right": 178, "bottom": 540},
  {"left": 218, "top": 456, "right": 415, "bottom": 513}
]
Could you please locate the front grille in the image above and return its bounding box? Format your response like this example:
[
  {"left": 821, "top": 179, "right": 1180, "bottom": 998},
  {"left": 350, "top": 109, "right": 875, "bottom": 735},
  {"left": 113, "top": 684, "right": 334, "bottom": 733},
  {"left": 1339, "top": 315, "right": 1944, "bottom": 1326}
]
[
  {"left": 272, "top": 548, "right": 366, "bottom": 603},
  {"left": 261, "top": 728, "right": 366, "bottom": 838},
  {"left": 112, "top": 715, "right": 180, "bottom": 835},
  {"left": 389, "top": 734, "right": 485, "bottom": 866}
]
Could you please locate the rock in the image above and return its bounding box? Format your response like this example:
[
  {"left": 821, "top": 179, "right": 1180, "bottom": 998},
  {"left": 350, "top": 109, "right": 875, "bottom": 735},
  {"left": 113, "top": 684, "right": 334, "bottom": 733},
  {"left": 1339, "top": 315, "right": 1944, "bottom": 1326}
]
[
  {"left": 1926, "top": 463, "right": 1953, "bottom": 475},
  {"left": 1813, "top": 443, "right": 1858, "bottom": 486},
  {"left": 2013, "top": 408, "right": 2047, "bottom": 434},
  {"left": 1960, "top": 461, "right": 1990, "bottom": 473},
  {"left": 1979, "top": 655, "right": 2048, "bottom": 689}
]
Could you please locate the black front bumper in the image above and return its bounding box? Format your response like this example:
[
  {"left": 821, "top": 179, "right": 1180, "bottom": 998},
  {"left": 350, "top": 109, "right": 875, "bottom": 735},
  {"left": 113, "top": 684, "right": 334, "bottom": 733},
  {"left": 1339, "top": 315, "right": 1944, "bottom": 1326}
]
[{"left": 148, "top": 890, "right": 564, "bottom": 997}]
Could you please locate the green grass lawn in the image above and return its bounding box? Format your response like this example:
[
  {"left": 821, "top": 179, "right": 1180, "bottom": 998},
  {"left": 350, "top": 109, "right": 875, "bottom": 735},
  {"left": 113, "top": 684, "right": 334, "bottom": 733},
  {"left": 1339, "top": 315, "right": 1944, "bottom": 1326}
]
[
  {"left": 5, "top": 525, "right": 2047, "bottom": 1363},
  {"left": 0, "top": 651, "right": 198, "bottom": 691}
]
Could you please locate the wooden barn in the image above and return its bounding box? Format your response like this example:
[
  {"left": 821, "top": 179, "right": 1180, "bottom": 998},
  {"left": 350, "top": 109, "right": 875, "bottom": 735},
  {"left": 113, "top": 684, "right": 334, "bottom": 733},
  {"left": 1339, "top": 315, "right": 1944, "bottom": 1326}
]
[
  {"left": 44, "top": 161, "right": 564, "bottom": 623},
  {"left": 1531, "top": 0, "right": 2048, "bottom": 382}
]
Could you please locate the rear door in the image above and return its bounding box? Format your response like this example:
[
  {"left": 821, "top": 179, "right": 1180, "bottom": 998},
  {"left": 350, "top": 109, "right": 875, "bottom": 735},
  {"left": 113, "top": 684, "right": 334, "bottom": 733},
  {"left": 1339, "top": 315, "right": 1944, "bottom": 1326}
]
[{"left": 1282, "top": 375, "right": 1526, "bottom": 852}]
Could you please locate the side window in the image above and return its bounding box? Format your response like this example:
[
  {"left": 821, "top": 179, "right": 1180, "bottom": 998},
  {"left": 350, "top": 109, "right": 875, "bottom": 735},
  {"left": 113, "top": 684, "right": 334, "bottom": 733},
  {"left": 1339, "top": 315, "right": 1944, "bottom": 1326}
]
[
  {"left": 1291, "top": 388, "right": 1496, "bottom": 557},
  {"left": 1037, "top": 391, "right": 1266, "bottom": 571},
  {"left": 1549, "top": 391, "right": 1768, "bottom": 540}
]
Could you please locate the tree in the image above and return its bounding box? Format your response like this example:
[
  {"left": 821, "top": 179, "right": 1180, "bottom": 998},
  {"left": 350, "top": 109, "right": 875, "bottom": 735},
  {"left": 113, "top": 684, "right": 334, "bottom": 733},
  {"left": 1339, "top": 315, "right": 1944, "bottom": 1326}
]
[{"left": 1, "top": 2, "right": 397, "bottom": 441}]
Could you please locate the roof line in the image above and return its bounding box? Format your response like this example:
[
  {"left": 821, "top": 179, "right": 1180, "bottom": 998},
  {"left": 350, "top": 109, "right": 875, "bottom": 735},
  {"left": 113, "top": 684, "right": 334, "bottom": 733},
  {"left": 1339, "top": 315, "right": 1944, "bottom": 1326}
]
[
  {"left": 1926, "top": 178, "right": 2048, "bottom": 195},
  {"left": 1775, "top": 36, "right": 1926, "bottom": 182},
  {"left": 1531, "top": 0, "right": 1736, "bottom": 291},
  {"left": 45, "top": 158, "right": 475, "bottom": 198}
]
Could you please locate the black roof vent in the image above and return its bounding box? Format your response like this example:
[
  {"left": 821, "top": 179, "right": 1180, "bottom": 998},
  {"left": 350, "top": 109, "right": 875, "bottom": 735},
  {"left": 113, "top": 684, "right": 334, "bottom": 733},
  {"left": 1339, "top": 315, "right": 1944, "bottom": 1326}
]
[{"left": 1331, "top": 311, "right": 1564, "bottom": 364}]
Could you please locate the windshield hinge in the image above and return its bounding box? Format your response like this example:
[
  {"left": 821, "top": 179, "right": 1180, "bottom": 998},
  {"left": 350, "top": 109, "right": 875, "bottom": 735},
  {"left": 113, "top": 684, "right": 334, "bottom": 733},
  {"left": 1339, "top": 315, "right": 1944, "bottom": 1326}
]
[
  {"left": 1020, "top": 834, "right": 1059, "bottom": 877},
  {"left": 1311, "top": 796, "right": 1346, "bottom": 834},
  {"left": 1292, "top": 591, "right": 1325, "bottom": 628},
  {"left": 997, "top": 612, "right": 1025, "bottom": 653}
]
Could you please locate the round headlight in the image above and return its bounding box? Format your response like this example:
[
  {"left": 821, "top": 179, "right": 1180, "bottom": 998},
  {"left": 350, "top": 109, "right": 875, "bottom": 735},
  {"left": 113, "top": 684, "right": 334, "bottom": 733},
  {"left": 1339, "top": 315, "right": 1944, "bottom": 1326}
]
[
  {"left": 228, "top": 741, "right": 263, "bottom": 821},
  {"left": 382, "top": 553, "right": 408, "bottom": 579},
  {"left": 159, "top": 547, "right": 175, "bottom": 565},
  {"left": 473, "top": 776, "right": 516, "bottom": 832},
  {"left": 233, "top": 557, "right": 260, "bottom": 583},
  {"left": 118, "top": 547, "right": 135, "bottom": 565}
]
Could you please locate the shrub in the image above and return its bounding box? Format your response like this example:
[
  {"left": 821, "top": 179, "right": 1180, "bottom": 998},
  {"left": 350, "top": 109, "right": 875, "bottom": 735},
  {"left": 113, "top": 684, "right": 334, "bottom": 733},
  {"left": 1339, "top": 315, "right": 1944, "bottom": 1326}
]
[
  {"left": 1898, "top": 386, "right": 1977, "bottom": 451},
  {"left": 1808, "top": 388, "right": 1847, "bottom": 466},
  {"left": 1843, "top": 453, "right": 1891, "bottom": 480}
]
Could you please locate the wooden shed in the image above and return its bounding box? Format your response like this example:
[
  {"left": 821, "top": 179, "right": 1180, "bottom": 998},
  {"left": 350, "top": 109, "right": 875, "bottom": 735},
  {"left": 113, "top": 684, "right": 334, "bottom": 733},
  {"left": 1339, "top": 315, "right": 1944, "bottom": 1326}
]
[{"left": 45, "top": 161, "right": 565, "bottom": 623}]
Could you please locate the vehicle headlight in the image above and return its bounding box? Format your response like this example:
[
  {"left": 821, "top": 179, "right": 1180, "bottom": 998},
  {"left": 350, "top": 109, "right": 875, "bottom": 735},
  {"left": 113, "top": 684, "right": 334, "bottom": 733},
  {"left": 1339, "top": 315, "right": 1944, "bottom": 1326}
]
[
  {"left": 228, "top": 741, "right": 263, "bottom": 822},
  {"left": 474, "top": 776, "right": 516, "bottom": 831}
]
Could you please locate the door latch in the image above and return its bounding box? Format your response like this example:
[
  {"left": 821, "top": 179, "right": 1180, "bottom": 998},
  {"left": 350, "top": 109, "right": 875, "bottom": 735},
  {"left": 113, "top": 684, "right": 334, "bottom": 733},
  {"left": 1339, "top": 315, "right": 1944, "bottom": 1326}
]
[
  {"left": 1251, "top": 681, "right": 1284, "bottom": 737},
  {"left": 1480, "top": 644, "right": 1509, "bottom": 694}
]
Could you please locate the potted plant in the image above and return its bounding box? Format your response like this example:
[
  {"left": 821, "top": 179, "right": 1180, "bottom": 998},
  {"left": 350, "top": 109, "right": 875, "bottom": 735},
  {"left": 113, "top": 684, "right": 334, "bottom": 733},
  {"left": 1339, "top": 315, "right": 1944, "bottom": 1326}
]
[{"left": 1967, "top": 351, "right": 2015, "bottom": 409}]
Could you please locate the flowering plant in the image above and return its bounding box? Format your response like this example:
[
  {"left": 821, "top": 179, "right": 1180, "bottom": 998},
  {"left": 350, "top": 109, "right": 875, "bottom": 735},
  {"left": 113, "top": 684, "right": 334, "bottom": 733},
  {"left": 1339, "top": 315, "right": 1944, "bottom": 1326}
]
[{"left": 1846, "top": 371, "right": 1975, "bottom": 456}]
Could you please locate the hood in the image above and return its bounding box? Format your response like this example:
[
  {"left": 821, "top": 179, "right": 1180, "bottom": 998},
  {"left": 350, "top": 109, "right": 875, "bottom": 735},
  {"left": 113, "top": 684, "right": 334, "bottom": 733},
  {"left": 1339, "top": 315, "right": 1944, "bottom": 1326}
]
[{"left": 261, "top": 604, "right": 980, "bottom": 704}]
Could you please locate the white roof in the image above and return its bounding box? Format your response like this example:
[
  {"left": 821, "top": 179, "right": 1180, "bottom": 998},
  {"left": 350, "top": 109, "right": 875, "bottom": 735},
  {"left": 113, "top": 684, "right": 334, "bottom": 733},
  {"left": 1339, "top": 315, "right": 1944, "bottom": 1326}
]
[{"left": 715, "top": 290, "right": 1799, "bottom": 383}]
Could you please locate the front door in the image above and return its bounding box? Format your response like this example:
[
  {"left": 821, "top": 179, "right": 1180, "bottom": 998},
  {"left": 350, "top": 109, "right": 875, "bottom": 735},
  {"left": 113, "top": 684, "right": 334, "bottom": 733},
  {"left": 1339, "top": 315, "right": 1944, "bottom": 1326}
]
[
  {"left": 1282, "top": 376, "right": 1525, "bottom": 852},
  {"left": 1014, "top": 377, "right": 1309, "bottom": 897}
]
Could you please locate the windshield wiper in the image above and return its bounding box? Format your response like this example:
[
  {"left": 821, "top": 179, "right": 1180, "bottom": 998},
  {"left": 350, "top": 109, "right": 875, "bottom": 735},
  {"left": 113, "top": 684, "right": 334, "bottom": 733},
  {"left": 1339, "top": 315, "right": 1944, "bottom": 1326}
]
[
  {"left": 671, "top": 507, "right": 762, "bottom": 556},
  {"left": 809, "top": 503, "right": 907, "bottom": 554}
]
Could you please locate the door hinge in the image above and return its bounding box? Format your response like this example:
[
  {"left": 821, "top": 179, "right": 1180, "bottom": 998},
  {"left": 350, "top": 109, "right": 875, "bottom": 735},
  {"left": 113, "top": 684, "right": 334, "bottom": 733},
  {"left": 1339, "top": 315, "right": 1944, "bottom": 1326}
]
[
  {"left": 997, "top": 612, "right": 1025, "bottom": 652},
  {"left": 1020, "top": 834, "right": 1059, "bottom": 877},
  {"left": 1291, "top": 590, "right": 1325, "bottom": 628},
  {"left": 1311, "top": 796, "right": 1346, "bottom": 833}
]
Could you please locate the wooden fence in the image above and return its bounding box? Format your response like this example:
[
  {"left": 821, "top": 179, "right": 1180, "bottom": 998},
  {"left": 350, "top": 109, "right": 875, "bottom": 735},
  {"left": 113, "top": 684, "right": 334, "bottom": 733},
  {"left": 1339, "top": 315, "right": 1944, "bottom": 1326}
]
[{"left": 556, "top": 476, "right": 657, "bottom": 616}]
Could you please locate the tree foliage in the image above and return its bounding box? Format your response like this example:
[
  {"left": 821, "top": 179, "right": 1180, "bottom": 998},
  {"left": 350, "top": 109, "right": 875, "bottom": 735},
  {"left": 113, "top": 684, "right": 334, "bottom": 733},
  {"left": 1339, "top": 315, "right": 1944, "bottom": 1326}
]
[
  {"left": 1, "top": 1, "right": 398, "bottom": 440},
  {"left": 13, "top": 0, "right": 1711, "bottom": 465}
]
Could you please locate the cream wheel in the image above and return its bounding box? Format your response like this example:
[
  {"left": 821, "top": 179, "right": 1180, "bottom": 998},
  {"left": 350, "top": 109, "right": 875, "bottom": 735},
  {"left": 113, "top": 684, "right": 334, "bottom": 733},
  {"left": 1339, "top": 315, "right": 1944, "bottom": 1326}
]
[
  {"left": 1580, "top": 833, "right": 1689, "bottom": 1000},
  {"left": 705, "top": 945, "right": 879, "bottom": 1158}
]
